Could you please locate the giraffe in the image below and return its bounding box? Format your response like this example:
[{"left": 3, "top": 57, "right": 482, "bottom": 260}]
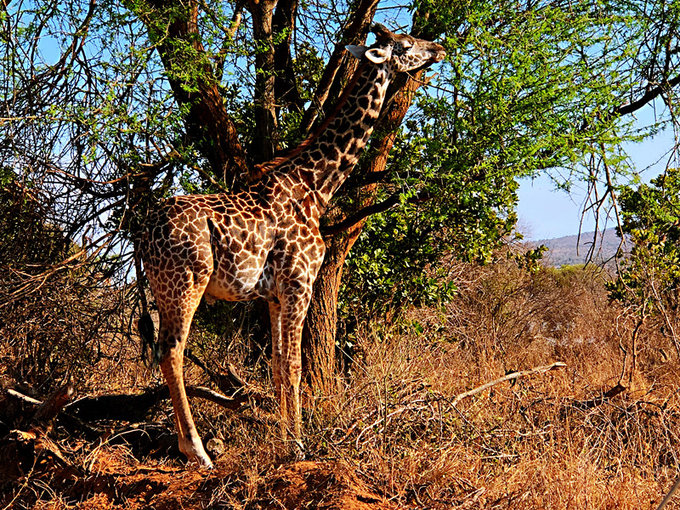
[{"left": 138, "top": 24, "right": 445, "bottom": 468}]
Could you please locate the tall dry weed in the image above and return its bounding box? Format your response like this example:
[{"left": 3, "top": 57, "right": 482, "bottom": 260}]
[{"left": 4, "top": 249, "right": 680, "bottom": 509}]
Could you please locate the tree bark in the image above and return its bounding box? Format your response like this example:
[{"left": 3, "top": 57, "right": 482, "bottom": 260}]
[
  {"left": 302, "top": 232, "right": 350, "bottom": 396},
  {"left": 272, "top": 0, "right": 304, "bottom": 114},
  {"left": 249, "top": 0, "right": 279, "bottom": 162}
]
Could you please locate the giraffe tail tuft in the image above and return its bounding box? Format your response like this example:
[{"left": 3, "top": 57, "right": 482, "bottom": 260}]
[
  {"left": 134, "top": 238, "right": 161, "bottom": 366},
  {"left": 138, "top": 312, "right": 160, "bottom": 365}
]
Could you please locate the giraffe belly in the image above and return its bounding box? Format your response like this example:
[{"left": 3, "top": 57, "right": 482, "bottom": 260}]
[
  {"left": 204, "top": 257, "right": 274, "bottom": 302},
  {"left": 205, "top": 269, "right": 260, "bottom": 301}
]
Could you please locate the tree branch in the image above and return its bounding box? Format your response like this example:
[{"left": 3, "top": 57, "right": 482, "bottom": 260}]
[
  {"left": 451, "top": 362, "right": 567, "bottom": 407},
  {"left": 299, "top": 0, "right": 379, "bottom": 134},
  {"left": 214, "top": 1, "right": 245, "bottom": 78},
  {"left": 614, "top": 74, "right": 680, "bottom": 118},
  {"left": 323, "top": 190, "right": 432, "bottom": 236},
  {"left": 130, "top": 0, "right": 248, "bottom": 183}
]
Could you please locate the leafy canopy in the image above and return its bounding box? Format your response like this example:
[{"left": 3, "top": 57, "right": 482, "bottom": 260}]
[{"left": 608, "top": 169, "right": 680, "bottom": 317}]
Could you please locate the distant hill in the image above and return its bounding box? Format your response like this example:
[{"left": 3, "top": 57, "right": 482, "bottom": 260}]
[{"left": 530, "top": 228, "right": 626, "bottom": 267}]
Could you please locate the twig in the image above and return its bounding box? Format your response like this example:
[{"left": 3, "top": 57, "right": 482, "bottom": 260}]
[{"left": 657, "top": 476, "right": 680, "bottom": 510}]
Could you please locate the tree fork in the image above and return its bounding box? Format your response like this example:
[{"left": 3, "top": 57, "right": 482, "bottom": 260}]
[{"left": 131, "top": 0, "right": 248, "bottom": 183}]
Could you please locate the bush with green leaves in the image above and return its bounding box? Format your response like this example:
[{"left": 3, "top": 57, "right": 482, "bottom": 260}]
[{"left": 608, "top": 169, "right": 680, "bottom": 326}]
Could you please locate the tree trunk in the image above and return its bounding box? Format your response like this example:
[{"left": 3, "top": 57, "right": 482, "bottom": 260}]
[
  {"left": 302, "top": 232, "right": 356, "bottom": 396},
  {"left": 250, "top": 0, "right": 278, "bottom": 163}
]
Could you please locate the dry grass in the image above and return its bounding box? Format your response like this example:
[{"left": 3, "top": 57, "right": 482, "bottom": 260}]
[
  {"left": 299, "top": 257, "right": 680, "bottom": 508},
  {"left": 3, "top": 254, "right": 680, "bottom": 508}
]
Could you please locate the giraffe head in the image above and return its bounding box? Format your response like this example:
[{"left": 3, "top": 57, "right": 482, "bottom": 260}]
[{"left": 346, "top": 23, "right": 446, "bottom": 72}]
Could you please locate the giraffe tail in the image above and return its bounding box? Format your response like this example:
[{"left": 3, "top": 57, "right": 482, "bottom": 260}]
[
  {"left": 134, "top": 238, "right": 160, "bottom": 366},
  {"left": 138, "top": 312, "right": 158, "bottom": 365}
]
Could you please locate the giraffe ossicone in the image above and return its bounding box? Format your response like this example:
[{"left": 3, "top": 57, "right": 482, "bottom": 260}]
[{"left": 138, "top": 24, "right": 445, "bottom": 468}]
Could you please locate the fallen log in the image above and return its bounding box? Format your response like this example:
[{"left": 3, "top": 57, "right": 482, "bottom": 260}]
[
  {"left": 65, "top": 385, "right": 254, "bottom": 422},
  {"left": 571, "top": 383, "right": 626, "bottom": 411},
  {"left": 4, "top": 383, "right": 258, "bottom": 425}
]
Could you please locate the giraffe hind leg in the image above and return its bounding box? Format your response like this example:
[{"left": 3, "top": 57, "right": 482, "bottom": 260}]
[
  {"left": 277, "top": 292, "right": 309, "bottom": 454},
  {"left": 269, "top": 301, "right": 284, "bottom": 412},
  {"left": 155, "top": 272, "right": 213, "bottom": 468}
]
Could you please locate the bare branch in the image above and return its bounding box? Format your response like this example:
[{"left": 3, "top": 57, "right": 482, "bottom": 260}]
[
  {"left": 323, "top": 191, "right": 432, "bottom": 236},
  {"left": 614, "top": 74, "right": 680, "bottom": 118},
  {"left": 451, "top": 362, "right": 567, "bottom": 407},
  {"left": 657, "top": 476, "right": 680, "bottom": 510}
]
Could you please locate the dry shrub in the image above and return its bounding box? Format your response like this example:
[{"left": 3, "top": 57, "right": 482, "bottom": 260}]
[
  {"left": 0, "top": 181, "right": 160, "bottom": 403},
  {"left": 5, "top": 240, "right": 680, "bottom": 509},
  {"left": 306, "top": 252, "right": 680, "bottom": 508}
]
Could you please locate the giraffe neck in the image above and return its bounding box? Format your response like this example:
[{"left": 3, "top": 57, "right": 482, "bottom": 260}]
[{"left": 287, "top": 62, "right": 393, "bottom": 209}]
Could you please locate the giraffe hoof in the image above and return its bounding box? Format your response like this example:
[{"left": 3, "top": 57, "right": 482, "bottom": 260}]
[
  {"left": 188, "top": 455, "right": 214, "bottom": 470},
  {"left": 179, "top": 436, "right": 213, "bottom": 469}
]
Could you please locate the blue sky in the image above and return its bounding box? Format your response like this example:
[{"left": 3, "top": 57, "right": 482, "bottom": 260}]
[{"left": 517, "top": 105, "right": 678, "bottom": 241}]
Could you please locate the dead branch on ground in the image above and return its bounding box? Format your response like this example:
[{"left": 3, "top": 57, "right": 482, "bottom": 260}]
[{"left": 450, "top": 362, "right": 567, "bottom": 407}]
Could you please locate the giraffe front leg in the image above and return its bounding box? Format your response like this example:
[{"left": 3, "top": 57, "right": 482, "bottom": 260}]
[{"left": 278, "top": 294, "right": 309, "bottom": 453}]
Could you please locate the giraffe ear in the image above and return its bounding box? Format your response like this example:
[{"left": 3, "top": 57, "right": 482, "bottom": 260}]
[
  {"left": 364, "top": 47, "right": 391, "bottom": 64},
  {"left": 345, "top": 45, "right": 367, "bottom": 60}
]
